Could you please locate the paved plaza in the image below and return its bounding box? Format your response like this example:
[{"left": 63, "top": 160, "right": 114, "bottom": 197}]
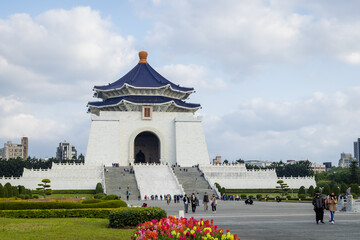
[{"left": 128, "top": 200, "right": 360, "bottom": 240}]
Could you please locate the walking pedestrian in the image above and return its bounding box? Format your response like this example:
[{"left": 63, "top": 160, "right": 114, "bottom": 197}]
[
  {"left": 203, "top": 192, "right": 209, "bottom": 211},
  {"left": 167, "top": 194, "right": 171, "bottom": 205},
  {"left": 312, "top": 191, "right": 325, "bottom": 224},
  {"left": 328, "top": 192, "right": 337, "bottom": 224},
  {"left": 190, "top": 193, "right": 197, "bottom": 213},
  {"left": 210, "top": 194, "right": 217, "bottom": 213},
  {"left": 183, "top": 194, "right": 189, "bottom": 213}
]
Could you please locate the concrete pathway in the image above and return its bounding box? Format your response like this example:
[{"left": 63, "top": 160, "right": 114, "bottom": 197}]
[{"left": 127, "top": 200, "right": 360, "bottom": 240}]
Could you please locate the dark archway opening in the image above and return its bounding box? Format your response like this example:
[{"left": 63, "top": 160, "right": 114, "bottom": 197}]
[{"left": 134, "top": 131, "right": 160, "bottom": 163}]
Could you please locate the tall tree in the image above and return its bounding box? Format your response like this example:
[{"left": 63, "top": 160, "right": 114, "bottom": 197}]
[
  {"left": 331, "top": 183, "right": 340, "bottom": 196},
  {"left": 322, "top": 184, "right": 331, "bottom": 195},
  {"left": 4, "top": 183, "right": 13, "bottom": 197},
  {"left": 0, "top": 183, "right": 4, "bottom": 198},
  {"left": 340, "top": 183, "right": 348, "bottom": 194},
  {"left": 350, "top": 161, "right": 359, "bottom": 184},
  {"left": 308, "top": 185, "right": 315, "bottom": 197}
]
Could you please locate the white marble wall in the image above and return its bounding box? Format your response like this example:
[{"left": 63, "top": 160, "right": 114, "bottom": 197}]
[
  {"left": 0, "top": 163, "right": 103, "bottom": 190},
  {"left": 85, "top": 111, "right": 210, "bottom": 167},
  {"left": 199, "top": 164, "right": 316, "bottom": 189}
]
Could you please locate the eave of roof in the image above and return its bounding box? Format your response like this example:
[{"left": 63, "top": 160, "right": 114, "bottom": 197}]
[{"left": 87, "top": 95, "right": 200, "bottom": 110}]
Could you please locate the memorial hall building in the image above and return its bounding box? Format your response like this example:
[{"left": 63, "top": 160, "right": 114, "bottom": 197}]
[{"left": 0, "top": 51, "right": 315, "bottom": 198}]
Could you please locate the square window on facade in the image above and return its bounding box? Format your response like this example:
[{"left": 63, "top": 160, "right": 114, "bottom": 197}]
[{"left": 142, "top": 106, "right": 152, "bottom": 120}]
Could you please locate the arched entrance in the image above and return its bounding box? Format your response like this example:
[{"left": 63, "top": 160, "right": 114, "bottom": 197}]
[{"left": 134, "top": 131, "right": 160, "bottom": 163}]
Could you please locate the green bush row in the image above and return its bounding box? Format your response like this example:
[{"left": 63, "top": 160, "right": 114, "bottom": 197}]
[
  {"left": 31, "top": 189, "right": 96, "bottom": 195},
  {"left": 0, "top": 200, "right": 127, "bottom": 210},
  {"left": 0, "top": 208, "right": 113, "bottom": 218},
  {"left": 109, "top": 207, "right": 167, "bottom": 228}
]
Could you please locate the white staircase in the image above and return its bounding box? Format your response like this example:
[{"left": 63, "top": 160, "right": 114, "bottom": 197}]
[{"left": 133, "top": 163, "right": 184, "bottom": 198}]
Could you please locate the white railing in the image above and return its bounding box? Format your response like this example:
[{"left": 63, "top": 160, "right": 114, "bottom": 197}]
[{"left": 167, "top": 164, "right": 185, "bottom": 195}]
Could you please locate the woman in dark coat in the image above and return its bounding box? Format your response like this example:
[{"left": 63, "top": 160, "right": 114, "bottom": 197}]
[
  {"left": 190, "top": 193, "right": 197, "bottom": 213},
  {"left": 312, "top": 191, "right": 325, "bottom": 224}
]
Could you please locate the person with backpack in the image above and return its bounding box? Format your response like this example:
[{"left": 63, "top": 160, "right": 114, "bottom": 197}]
[
  {"left": 203, "top": 192, "right": 209, "bottom": 211},
  {"left": 312, "top": 191, "right": 325, "bottom": 224}
]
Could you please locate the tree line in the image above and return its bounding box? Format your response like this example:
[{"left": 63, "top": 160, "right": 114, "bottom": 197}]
[{"left": 0, "top": 154, "right": 85, "bottom": 177}]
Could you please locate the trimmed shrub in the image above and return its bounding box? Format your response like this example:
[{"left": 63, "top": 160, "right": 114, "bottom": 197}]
[
  {"left": 298, "top": 186, "right": 306, "bottom": 195},
  {"left": 108, "top": 207, "right": 167, "bottom": 228},
  {"left": 240, "top": 194, "right": 246, "bottom": 199},
  {"left": 102, "top": 194, "right": 119, "bottom": 200},
  {"left": 0, "top": 208, "right": 113, "bottom": 218},
  {"left": 94, "top": 193, "right": 107, "bottom": 199},
  {"left": 298, "top": 194, "right": 306, "bottom": 199},
  {"left": 96, "top": 183, "right": 104, "bottom": 194},
  {"left": 256, "top": 194, "right": 262, "bottom": 199},
  {"left": 0, "top": 200, "right": 127, "bottom": 210},
  {"left": 82, "top": 199, "right": 102, "bottom": 204}
]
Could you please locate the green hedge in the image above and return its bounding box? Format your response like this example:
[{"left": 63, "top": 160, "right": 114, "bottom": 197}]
[
  {"left": 31, "top": 189, "right": 96, "bottom": 195},
  {"left": 109, "top": 207, "right": 167, "bottom": 228},
  {"left": 81, "top": 199, "right": 103, "bottom": 204},
  {"left": 0, "top": 200, "right": 127, "bottom": 210},
  {"left": 0, "top": 208, "right": 113, "bottom": 218}
]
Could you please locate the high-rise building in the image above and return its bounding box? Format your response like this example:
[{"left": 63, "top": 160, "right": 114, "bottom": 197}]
[
  {"left": 354, "top": 138, "right": 360, "bottom": 167},
  {"left": 338, "top": 153, "right": 355, "bottom": 168},
  {"left": 323, "top": 162, "right": 332, "bottom": 171},
  {"left": 0, "top": 137, "right": 29, "bottom": 160},
  {"left": 56, "top": 141, "right": 77, "bottom": 161}
]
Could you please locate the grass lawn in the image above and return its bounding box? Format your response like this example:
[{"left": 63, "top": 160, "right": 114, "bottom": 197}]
[{"left": 0, "top": 218, "right": 134, "bottom": 240}]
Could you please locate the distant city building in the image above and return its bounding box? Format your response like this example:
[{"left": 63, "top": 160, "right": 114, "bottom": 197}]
[
  {"left": 0, "top": 137, "right": 28, "bottom": 160},
  {"left": 311, "top": 163, "right": 326, "bottom": 173},
  {"left": 56, "top": 141, "right": 77, "bottom": 161},
  {"left": 213, "top": 156, "right": 222, "bottom": 164},
  {"left": 338, "top": 152, "right": 356, "bottom": 168},
  {"left": 245, "top": 160, "right": 273, "bottom": 168},
  {"left": 354, "top": 138, "right": 360, "bottom": 167},
  {"left": 323, "top": 162, "right": 332, "bottom": 171}
]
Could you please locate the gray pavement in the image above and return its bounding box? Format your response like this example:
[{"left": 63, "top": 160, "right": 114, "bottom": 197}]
[{"left": 127, "top": 200, "right": 360, "bottom": 240}]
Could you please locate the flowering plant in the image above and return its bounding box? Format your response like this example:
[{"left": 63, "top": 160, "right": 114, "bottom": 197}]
[{"left": 131, "top": 216, "right": 240, "bottom": 240}]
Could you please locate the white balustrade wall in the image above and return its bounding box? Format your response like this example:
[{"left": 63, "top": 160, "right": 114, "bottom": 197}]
[
  {"left": 0, "top": 163, "right": 103, "bottom": 190},
  {"left": 133, "top": 163, "right": 184, "bottom": 198},
  {"left": 199, "top": 164, "right": 316, "bottom": 189}
]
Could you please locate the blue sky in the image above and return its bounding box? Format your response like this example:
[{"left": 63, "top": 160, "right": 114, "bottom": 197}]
[{"left": 1, "top": 0, "right": 360, "bottom": 165}]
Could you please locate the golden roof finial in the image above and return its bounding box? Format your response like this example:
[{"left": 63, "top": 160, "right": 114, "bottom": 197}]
[{"left": 139, "top": 51, "right": 148, "bottom": 64}]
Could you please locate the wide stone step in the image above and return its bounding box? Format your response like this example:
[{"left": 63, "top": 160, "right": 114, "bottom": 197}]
[
  {"left": 104, "top": 166, "right": 140, "bottom": 200},
  {"left": 173, "top": 166, "right": 217, "bottom": 199}
]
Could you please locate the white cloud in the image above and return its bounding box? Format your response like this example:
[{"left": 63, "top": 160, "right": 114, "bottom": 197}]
[
  {"left": 204, "top": 87, "right": 360, "bottom": 162},
  {"left": 158, "top": 64, "right": 227, "bottom": 91},
  {"left": 0, "top": 7, "right": 139, "bottom": 157},
  {"left": 137, "top": 0, "right": 360, "bottom": 80},
  {"left": 0, "top": 97, "right": 67, "bottom": 140},
  {"left": 0, "top": 7, "right": 137, "bottom": 102}
]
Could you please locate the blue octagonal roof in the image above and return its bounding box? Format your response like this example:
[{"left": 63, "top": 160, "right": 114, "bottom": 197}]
[{"left": 94, "top": 62, "right": 194, "bottom": 93}]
